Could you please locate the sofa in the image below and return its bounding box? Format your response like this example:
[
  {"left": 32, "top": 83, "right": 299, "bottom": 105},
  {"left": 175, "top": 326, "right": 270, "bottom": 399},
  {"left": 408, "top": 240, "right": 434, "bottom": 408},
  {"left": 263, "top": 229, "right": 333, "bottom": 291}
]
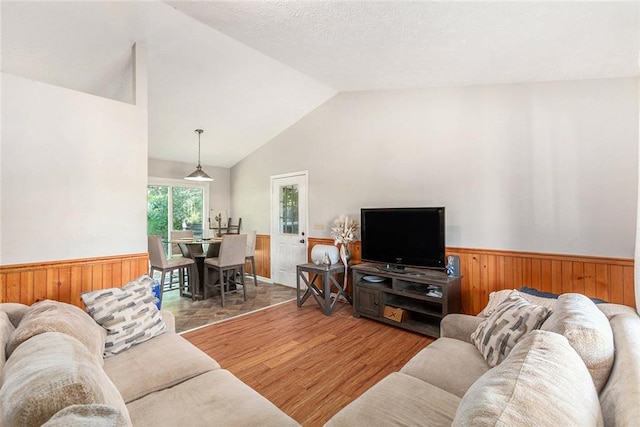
[
  {"left": 327, "top": 290, "right": 640, "bottom": 426},
  {"left": 0, "top": 277, "right": 299, "bottom": 426}
]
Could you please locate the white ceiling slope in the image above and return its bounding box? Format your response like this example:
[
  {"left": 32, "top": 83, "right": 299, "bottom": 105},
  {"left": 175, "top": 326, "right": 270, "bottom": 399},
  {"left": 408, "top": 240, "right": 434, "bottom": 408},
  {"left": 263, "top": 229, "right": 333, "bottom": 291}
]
[
  {"left": 169, "top": 1, "right": 640, "bottom": 91},
  {"left": 2, "top": 1, "right": 639, "bottom": 167},
  {"left": 1, "top": 1, "right": 336, "bottom": 167}
]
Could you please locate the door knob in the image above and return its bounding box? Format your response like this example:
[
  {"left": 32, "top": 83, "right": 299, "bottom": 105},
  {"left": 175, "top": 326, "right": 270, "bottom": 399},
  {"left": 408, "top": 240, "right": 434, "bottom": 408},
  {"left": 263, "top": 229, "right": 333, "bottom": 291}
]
[{"left": 299, "top": 239, "right": 305, "bottom": 243}]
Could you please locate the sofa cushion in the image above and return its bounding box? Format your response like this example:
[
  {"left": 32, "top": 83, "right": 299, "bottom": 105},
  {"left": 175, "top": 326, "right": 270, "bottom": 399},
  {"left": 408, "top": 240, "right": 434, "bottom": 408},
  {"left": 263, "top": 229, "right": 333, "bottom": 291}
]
[
  {"left": 103, "top": 332, "right": 220, "bottom": 403},
  {"left": 597, "top": 302, "right": 638, "bottom": 320},
  {"left": 325, "top": 372, "right": 460, "bottom": 427},
  {"left": 471, "top": 291, "right": 551, "bottom": 367},
  {"left": 600, "top": 312, "right": 640, "bottom": 427},
  {"left": 0, "top": 332, "right": 131, "bottom": 427},
  {"left": 541, "top": 293, "right": 614, "bottom": 392},
  {"left": 400, "top": 337, "right": 490, "bottom": 398},
  {"left": 126, "top": 369, "right": 300, "bottom": 427},
  {"left": 0, "top": 312, "right": 15, "bottom": 379},
  {"left": 6, "top": 300, "right": 106, "bottom": 365},
  {"left": 43, "top": 404, "right": 130, "bottom": 427},
  {"left": 81, "top": 274, "right": 166, "bottom": 356},
  {"left": 481, "top": 289, "right": 556, "bottom": 317},
  {"left": 453, "top": 330, "right": 603, "bottom": 426}
]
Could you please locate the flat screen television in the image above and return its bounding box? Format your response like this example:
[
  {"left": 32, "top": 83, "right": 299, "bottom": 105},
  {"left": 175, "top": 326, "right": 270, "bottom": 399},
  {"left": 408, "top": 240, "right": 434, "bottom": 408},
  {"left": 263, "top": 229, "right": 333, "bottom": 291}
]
[{"left": 360, "top": 207, "right": 445, "bottom": 271}]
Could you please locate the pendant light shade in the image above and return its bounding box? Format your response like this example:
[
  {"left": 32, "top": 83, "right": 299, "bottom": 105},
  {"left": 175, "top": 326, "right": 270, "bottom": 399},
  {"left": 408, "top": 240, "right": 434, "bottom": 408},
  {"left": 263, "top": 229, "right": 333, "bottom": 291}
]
[{"left": 185, "top": 129, "right": 213, "bottom": 182}]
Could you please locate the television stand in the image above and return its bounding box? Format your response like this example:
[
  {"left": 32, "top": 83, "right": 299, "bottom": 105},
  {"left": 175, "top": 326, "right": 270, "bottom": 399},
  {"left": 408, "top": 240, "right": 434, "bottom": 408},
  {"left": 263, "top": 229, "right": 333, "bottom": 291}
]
[
  {"left": 352, "top": 263, "right": 462, "bottom": 338},
  {"left": 377, "top": 264, "right": 407, "bottom": 274}
]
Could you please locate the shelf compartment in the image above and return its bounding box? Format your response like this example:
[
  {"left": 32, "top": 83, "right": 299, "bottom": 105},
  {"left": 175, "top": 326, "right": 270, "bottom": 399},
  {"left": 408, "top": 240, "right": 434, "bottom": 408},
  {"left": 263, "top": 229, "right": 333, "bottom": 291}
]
[
  {"left": 403, "top": 314, "right": 441, "bottom": 337},
  {"left": 395, "top": 280, "right": 442, "bottom": 299},
  {"left": 355, "top": 279, "right": 392, "bottom": 290},
  {"left": 373, "top": 315, "right": 440, "bottom": 338},
  {"left": 385, "top": 294, "right": 443, "bottom": 319}
]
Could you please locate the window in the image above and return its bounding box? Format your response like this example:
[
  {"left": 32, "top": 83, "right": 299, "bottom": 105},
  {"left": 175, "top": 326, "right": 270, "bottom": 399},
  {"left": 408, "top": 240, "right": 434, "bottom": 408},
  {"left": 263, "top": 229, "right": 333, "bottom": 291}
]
[
  {"left": 279, "top": 184, "right": 299, "bottom": 234},
  {"left": 147, "top": 179, "right": 209, "bottom": 249}
]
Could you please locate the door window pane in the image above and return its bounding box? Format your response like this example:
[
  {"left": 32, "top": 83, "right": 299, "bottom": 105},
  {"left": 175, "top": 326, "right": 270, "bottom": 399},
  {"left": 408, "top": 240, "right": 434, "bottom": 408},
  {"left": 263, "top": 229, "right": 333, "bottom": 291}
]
[{"left": 279, "top": 185, "right": 299, "bottom": 234}]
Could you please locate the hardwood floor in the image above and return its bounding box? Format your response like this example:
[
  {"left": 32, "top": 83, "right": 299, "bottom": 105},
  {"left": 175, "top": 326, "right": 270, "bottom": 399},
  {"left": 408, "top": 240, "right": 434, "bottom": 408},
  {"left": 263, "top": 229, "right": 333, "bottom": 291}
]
[{"left": 182, "top": 300, "right": 434, "bottom": 426}]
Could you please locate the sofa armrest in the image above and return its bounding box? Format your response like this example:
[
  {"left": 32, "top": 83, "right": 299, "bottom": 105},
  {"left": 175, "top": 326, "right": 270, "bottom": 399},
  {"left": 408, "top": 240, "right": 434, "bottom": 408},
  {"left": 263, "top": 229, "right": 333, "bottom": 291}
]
[
  {"left": 440, "top": 314, "right": 484, "bottom": 343},
  {"left": 0, "top": 303, "right": 29, "bottom": 328},
  {"left": 161, "top": 310, "right": 176, "bottom": 334}
]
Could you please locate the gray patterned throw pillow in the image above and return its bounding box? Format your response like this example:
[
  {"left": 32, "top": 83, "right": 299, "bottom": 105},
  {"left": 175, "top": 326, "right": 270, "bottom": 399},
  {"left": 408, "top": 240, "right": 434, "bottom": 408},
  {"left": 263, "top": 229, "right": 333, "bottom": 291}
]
[
  {"left": 81, "top": 274, "right": 166, "bottom": 357},
  {"left": 471, "top": 291, "right": 551, "bottom": 367}
]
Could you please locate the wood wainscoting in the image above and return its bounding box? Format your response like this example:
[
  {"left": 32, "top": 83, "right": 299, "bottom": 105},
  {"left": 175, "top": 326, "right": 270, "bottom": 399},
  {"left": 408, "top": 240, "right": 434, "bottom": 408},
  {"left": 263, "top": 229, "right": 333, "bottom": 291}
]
[
  {"left": 254, "top": 234, "right": 271, "bottom": 278},
  {"left": 4, "top": 240, "right": 632, "bottom": 315},
  {"left": 307, "top": 239, "right": 635, "bottom": 314},
  {"left": 0, "top": 253, "right": 149, "bottom": 308},
  {"left": 449, "top": 248, "right": 635, "bottom": 315}
]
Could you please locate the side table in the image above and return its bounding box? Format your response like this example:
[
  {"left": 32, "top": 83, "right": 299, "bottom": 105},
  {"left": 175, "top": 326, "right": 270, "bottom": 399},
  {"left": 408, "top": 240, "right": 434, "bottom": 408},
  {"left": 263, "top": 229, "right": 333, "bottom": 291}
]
[{"left": 296, "top": 263, "right": 352, "bottom": 315}]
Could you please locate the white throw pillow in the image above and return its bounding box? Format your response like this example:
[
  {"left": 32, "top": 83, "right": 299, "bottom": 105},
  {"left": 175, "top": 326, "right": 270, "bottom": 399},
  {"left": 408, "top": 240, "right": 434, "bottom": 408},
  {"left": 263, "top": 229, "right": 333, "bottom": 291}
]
[
  {"left": 471, "top": 291, "right": 551, "bottom": 367},
  {"left": 482, "top": 289, "right": 556, "bottom": 317},
  {"left": 541, "top": 293, "right": 614, "bottom": 392},
  {"left": 481, "top": 289, "right": 517, "bottom": 317},
  {"left": 81, "top": 275, "right": 165, "bottom": 356}
]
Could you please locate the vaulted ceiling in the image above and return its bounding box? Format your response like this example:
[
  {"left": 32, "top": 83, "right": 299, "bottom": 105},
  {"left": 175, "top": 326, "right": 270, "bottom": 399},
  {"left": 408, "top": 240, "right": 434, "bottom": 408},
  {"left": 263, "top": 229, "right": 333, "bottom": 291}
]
[{"left": 2, "top": 1, "right": 639, "bottom": 167}]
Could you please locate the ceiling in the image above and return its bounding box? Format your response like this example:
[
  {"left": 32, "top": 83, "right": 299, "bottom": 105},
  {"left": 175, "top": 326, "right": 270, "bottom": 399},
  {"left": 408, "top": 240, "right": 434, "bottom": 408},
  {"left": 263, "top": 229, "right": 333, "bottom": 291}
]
[{"left": 2, "top": 1, "right": 639, "bottom": 168}]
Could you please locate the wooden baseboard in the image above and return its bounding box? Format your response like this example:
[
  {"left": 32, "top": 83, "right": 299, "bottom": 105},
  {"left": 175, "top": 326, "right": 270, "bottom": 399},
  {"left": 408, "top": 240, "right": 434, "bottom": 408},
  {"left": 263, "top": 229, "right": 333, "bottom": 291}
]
[
  {"left": 0, "top": 253, "right": 149, "bottom": 308},
  {"left": 255, "top": 234, "right": 271, "bottom": 278}
]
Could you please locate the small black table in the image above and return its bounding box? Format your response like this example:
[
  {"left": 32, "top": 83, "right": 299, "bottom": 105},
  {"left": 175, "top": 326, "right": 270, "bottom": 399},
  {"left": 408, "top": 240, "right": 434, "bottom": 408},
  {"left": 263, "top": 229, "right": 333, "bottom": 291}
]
[{"left": 296, "top": 263, "right": 352, "bottom": 315}]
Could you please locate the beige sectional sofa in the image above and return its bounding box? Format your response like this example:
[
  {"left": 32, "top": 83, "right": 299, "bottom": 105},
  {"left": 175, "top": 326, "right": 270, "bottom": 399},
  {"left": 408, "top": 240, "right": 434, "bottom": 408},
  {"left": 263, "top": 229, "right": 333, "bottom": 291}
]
[
  {"left": 2, "top": 283, "right": 638, "bottom": 427},
  {"left": 327, "top": 291, "right": 640, "bottom": 426},
  {"left": 0, "top": 300, "right": 299, "bottom": 426}
]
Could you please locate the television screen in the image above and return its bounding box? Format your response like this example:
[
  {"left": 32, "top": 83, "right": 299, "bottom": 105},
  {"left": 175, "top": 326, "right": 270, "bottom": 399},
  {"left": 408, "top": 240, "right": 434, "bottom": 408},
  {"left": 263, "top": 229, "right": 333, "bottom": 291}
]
[{"left": 360, "top": 207, "right": 445, "bottom": 270}]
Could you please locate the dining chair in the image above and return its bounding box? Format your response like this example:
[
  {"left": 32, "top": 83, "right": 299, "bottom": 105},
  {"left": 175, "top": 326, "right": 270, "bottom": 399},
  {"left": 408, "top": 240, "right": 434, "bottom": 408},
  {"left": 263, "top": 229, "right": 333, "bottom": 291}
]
[
  {"left": 204, "top": 234, "right": 247, "bottom": 306},
  {"left": 168, "top": 230, "right": 195, "bottom": 290},
  {"left": 225, "top": 217, "right": 242, "bottom": 234},
  {"left": 148, "top": 235, "right": 197, "bottom": 304},
  {"left": 170, "top": 230, "right": 192, "bottom": 256},
  {"left": 170, "top": 230, "right": 204, "bottom": 256},
  {"left": 245, "top": 230, "right": 258, "bottom": 286}
]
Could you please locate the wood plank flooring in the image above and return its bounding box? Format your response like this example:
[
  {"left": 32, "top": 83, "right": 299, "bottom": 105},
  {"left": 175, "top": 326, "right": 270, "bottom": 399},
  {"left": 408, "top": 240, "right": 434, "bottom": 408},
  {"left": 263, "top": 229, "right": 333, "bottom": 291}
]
[{"left": 182, "top": 300, "right": 434, "bottom": 426}]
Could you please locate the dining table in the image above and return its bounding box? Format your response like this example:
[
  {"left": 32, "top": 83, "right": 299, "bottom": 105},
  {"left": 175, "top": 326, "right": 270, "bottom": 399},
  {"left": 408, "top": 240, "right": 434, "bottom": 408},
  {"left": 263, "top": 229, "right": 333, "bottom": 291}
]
[{"left": 168, "top": 237, "right": 222, "bottom": 299}]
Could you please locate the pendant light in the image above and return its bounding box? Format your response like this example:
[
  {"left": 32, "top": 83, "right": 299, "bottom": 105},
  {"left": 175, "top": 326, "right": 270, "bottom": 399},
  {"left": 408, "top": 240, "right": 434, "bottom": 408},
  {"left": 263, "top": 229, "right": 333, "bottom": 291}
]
[{"left": 185, "top": 129, "right": 213, "bottom": 182}]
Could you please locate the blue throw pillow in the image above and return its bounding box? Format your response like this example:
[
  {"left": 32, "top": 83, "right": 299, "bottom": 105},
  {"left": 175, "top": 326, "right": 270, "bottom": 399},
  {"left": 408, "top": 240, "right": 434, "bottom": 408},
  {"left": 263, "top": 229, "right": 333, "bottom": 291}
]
[
  {"left": 519, "top": 286, "right": 607, "bottom": 304},
  {"left": 519, "top": 286, "right": 559, "bottom": 299},
  {"left": 150, "top": 279, "right": 162, "bottom": 309}
]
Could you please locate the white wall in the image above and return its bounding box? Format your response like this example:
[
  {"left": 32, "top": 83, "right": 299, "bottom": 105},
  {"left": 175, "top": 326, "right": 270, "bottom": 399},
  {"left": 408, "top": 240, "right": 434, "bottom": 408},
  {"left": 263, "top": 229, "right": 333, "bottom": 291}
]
[
  {"left": 148, "top": 158, "right": 231, "bottom": 224},
  {"left": 1, "top": 72, "right": 148, "bottom": 264},
  {"left": 231, "top": 78, "right": 638, "bottom": 258}
]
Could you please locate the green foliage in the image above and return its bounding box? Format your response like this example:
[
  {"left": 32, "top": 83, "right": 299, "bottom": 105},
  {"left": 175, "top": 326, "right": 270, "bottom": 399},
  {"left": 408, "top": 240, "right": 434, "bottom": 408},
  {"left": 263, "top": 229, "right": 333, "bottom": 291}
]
[
  {"left": 147, "top": 185, "right": 204, "bottom": 238},
  {"left": 172, "top": 187, "right": 203, "bottom": 229},
  {"left": 147, "top": 186, "right": 168, "bottom": 237}
]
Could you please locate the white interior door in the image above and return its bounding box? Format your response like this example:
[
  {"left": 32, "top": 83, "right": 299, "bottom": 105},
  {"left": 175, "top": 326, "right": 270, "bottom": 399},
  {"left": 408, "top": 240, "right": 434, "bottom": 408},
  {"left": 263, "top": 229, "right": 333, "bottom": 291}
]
[{"left": 271, "top": 172, "right": 308, "bottom": 287}]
